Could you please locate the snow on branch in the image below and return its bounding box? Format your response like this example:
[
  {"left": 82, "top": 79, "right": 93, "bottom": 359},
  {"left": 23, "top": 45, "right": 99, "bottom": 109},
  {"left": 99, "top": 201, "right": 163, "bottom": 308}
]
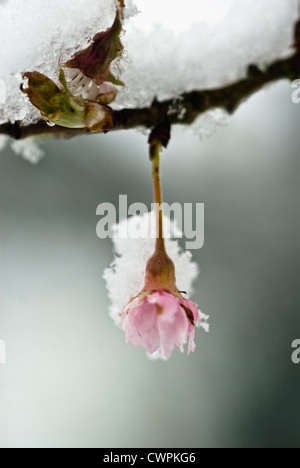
[
  {"left": 1, "top": 49, "right": 300, "bottom": 140},
  {"left": 0, "top": 1, "right": 299, "bottom": 146}
]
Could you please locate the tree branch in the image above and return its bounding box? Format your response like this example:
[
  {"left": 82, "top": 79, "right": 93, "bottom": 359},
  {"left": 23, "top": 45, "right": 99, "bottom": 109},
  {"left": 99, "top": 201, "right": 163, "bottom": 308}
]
[{"left": 1, "top": 52, "right": 300, "bottom": 140}]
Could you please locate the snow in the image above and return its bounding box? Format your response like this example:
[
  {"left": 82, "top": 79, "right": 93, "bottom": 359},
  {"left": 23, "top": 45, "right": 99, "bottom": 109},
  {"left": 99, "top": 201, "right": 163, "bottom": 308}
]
[
  {"left": 11, "top": 137, "right": 44, "bottom": 164},
  {"left": 0, "top": 79, "right": 6, "bottom": 104},
  {"left": 191, "top": 109, "right": 228, "bottom": 140},
  {"left": 0, "top": 0, "right": 121, "bottom": 125},
  {"left": 0, "top": 0, "right": 299, "bottom": 159},
  {"left": 116, "top": 0, "right": 298, "bottom": 108}
]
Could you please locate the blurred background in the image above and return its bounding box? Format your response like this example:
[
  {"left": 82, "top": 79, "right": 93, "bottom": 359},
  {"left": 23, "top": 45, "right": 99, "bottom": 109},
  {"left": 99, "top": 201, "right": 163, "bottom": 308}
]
[{"left": 0, "top": 80, "right": 299, "bottom": 448}]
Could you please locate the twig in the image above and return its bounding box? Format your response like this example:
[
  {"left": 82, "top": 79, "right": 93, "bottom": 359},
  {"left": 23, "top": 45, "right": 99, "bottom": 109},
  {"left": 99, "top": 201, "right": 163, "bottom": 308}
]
[{"left": 1, "top": 53, "right": 300, "bottom": 140}]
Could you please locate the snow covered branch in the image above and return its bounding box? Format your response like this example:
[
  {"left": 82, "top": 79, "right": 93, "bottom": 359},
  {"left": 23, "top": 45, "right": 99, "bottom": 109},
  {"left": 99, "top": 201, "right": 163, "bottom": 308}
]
[
  {"left": 1, "top": 0, "right": 299, "bottom": 155},
  {"left": 1, "top": 50, "right": 299, "bottom": 141}
]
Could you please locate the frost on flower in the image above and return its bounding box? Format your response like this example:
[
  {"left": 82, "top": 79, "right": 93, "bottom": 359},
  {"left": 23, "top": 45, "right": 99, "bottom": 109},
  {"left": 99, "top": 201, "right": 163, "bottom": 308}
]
[{"left": 103, "top": 212, "right": 209, "bottom": 359}]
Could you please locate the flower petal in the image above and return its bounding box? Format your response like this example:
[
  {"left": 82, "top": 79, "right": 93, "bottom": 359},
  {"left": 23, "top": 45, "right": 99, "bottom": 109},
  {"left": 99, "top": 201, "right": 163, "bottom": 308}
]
[
  {"left": 64, "top": 11, "right": 124, "bottom": 86},
  {"left": 157, "top": 302, "right": 189, "bottom": 358},
  {"left": 182, "top": 297, "right": 201, "bottom": 323},
  {"left": 121, "top": 290, "right": 204, "bottom": 359},
  {"left": 122, "top": 298, "right": 160, "bottom": 354}
]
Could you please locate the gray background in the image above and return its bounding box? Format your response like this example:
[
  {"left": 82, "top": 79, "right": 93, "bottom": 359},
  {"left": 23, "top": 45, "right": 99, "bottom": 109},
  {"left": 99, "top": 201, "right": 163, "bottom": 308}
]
[{"left": 0, "top": 80, "right": 299, "bottom": 448}]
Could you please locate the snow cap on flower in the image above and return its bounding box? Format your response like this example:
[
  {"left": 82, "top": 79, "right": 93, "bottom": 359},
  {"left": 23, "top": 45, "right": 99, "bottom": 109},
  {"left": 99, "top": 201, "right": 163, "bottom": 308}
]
[
  {"left": 103, "top": 211, "right": 209, "bottom": 360},
  {"left": 121, "top": 236, "right": 204, "bottom": 358},
  {"left": 21, "top": 70, "right": 113, "bottom": 131}
]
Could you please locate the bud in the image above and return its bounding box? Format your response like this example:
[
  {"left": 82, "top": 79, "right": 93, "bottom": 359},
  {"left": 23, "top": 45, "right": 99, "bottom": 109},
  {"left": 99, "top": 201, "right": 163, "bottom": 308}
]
[
  {"left": 64, "top": 11, "right": 124, "bottom": 87},
  {"left": 21, "top": 70, "right": 113, "bottom": 131}
]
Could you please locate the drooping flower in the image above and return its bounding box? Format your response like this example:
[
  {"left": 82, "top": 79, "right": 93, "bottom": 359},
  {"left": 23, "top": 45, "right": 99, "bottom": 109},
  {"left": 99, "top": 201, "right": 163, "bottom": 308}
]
[
  {"left": 21, "top": 70, "right": 113, "bottom": 131},
  {"left": 119, "top": 223, "right": 207, "bottom": 359},
  {"left": 105, "top": 125, "right": 209, "bottom": 359},
  {"left": 104, "top": 210, "right": 209, "bottom": 360},
  {"left": 122, "top": 290, "right": 202, "bottom": 359}
]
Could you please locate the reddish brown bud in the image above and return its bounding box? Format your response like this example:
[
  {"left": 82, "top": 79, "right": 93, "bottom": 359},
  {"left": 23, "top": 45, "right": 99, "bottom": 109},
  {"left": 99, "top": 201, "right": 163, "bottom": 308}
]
[{"left": 64, "top": 11, "right": 124, "bottom": 87}]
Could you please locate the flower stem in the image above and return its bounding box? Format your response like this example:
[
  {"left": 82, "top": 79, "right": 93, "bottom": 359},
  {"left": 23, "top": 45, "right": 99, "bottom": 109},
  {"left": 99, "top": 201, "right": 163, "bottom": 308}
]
[
  {"left": 144, "top": 130, "right": 176, "bottom": 292},
  {"left": 151, "top": 141, "right": 165, "bottom": 253}
]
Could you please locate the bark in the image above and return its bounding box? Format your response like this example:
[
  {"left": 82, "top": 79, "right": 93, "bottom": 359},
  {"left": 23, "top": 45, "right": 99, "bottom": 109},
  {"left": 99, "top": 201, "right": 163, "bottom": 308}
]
[{"left": 1, "top": 52, "right": 300, "bottom": 141}]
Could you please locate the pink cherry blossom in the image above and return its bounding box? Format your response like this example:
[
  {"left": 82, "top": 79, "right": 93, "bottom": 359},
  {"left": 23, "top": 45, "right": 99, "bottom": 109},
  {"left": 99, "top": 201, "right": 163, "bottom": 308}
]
[{"left": 121, "top": 290, "right": 201, "bottom": 359}]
